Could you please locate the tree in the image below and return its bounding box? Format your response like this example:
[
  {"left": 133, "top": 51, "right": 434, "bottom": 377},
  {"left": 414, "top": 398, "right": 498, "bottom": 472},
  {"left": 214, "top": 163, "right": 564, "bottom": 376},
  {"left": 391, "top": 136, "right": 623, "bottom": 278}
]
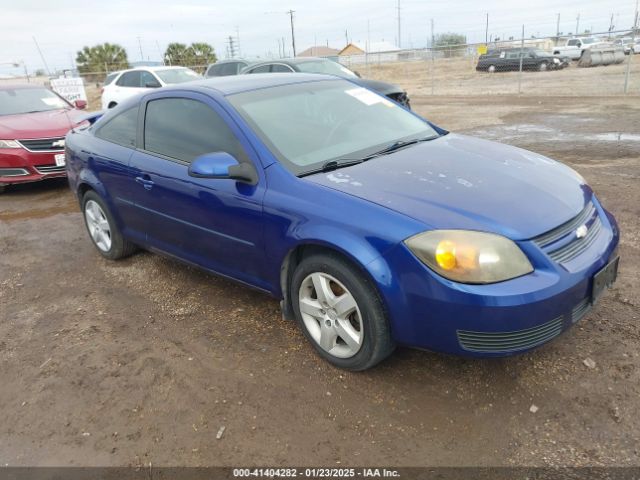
[
  {"left": 76, "top": 43, "right": 129, "bottom": 76},
  {"left": 164, "top": 43, "right": 191, "bottom": 66},
  {"left": 433, "top": 32, "right": 467, "bottom": 58},
  {"left": 164, "top": 42, "right": 217, "bottom": 69}
]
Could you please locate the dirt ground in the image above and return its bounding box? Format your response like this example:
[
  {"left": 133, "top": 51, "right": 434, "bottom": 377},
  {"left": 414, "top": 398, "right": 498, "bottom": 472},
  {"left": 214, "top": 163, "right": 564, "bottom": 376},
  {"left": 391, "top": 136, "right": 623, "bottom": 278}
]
[{"left": 1, "top": 95, "right": 639, "bottom": 468}]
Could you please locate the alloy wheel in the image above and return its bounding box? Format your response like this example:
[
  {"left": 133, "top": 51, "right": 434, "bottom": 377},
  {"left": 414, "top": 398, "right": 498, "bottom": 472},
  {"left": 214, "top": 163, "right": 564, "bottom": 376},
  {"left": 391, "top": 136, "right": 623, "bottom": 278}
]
[
  {"left": 298, "top": 272, "right": 363, "bottom": 359},
  {"left": 85, "top": 200, "right": 112, "bottom": 252}
]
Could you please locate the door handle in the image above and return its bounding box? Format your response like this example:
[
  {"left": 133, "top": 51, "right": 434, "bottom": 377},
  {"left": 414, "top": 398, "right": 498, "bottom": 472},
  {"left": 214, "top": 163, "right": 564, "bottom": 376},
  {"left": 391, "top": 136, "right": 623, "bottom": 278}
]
[{"left": 135, "top": 175, "right": 154, "bottom": 190}]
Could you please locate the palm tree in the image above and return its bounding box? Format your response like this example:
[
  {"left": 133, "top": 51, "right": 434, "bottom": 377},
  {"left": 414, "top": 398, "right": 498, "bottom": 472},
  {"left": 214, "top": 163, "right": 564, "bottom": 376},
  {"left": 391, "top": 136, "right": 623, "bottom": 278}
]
[
  {"left": 164, "top": 43, "right": 191, "bottom": 66},
  {"left": 76, "top": 43, "right": 129, "bottom": 75},
  {"left": 190, "top": 42, "right": 217, "bottom": 66}
]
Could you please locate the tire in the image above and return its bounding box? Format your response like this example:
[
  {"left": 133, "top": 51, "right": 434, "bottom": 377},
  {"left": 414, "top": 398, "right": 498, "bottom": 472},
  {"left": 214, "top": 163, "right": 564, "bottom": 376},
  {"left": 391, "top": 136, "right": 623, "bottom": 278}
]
[
  {"left": 487, "top": 64, "right": 496, "bottom": 73},
  {"left": 538, "top": 61, "right": 548, "bottom": 72},
  {"left": 291, "top": 253, "right": 395, "bottom": 371},
  {"left": 82, "top": 190, "right": 136, "bottom": 260}
]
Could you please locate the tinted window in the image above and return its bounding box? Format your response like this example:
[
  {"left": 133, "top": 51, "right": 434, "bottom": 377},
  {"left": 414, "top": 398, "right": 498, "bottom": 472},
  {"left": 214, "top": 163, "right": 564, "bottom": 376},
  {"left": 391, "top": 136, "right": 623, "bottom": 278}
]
[
  {"left": 271, "top": 64, "right": 294, "bottom": 73},
  {"left": 144, "top": 98, "right": 244, "bottom": 163},
  {"left": 248, "top": 65, "right": 272, "bottom": 74},
  {"left": 117, "top": 71, "right": 142, "bottom": 88},
  {"left": 567, "top": 39, "right": 578, "bottom": 46},
  {"left": 95, "top": 107, "right": 138, "bottom": 147},
  {"left": 140, "top": 71, "right": 159, "bottom": 87}
]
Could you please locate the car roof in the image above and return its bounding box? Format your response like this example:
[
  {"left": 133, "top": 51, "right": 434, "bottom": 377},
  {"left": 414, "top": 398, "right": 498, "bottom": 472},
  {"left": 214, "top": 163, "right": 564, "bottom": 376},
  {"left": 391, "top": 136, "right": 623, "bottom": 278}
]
[
  {"left": 171, "top": 72, "right": 341, "bottom": 95},
  {"left": 249, "top": 57, "right": 330, "bottom": 67}
]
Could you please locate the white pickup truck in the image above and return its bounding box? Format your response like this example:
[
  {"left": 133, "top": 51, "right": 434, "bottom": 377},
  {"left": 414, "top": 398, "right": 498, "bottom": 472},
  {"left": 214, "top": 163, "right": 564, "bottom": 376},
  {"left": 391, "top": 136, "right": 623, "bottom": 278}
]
[{"left": 552, "top": 37, "right": 604, "bottom": 60}]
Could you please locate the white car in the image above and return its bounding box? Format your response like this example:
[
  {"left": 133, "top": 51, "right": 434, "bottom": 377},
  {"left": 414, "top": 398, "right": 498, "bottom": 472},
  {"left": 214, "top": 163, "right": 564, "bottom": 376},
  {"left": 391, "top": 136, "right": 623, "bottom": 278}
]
[{"left": 101, "top": 66, "right": 200, "bottom": 110}]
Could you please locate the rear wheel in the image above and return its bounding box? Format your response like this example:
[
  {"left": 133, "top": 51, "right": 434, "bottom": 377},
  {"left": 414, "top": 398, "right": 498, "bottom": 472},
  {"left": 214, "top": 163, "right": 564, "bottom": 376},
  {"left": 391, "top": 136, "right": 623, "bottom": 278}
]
[
  {"left": 487, "top": 64, "right": 496, "bottom": 73},
  {"left": 538, "top": 61, "right": 548, "bottom": 71},
  {"left": 291, "top": 253, "right": 395, "bottom": 371},
  {"left": 82, "top": 190, "right": 136, "bottom": 260}
]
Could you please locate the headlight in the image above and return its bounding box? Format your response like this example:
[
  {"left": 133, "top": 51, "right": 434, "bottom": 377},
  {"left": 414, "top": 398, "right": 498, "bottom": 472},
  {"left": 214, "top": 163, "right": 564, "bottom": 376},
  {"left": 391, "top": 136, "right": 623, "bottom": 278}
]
[
  {"left": 405, "top": 230, "right": 533, "bottom": 284},
  {"left": 0, "top": 140, "right": 21, "bottom": 149}
]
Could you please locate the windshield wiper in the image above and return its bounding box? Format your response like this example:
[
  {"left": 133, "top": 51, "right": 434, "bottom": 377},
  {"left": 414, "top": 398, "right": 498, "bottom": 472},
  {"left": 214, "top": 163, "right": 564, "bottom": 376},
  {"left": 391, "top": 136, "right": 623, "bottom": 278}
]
[
  {"left": 298, "top": 159, "right": 365, "bottom": 177},
  {"left": 297, "top": 136, "right": 438, "bottom": 178}
]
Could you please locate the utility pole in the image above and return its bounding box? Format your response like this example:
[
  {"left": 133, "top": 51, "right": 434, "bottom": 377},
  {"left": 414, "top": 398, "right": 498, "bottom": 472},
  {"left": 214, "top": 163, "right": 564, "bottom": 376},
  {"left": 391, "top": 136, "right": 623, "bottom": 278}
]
[
  {"left": 485, "top": 13, "right": 489, "bottom": 44},
  {"left": 624, "top": 0, "right": 639, "bottom": 94},
  {"left": 397, "top": 0, "right": 401, "bottom": 48},
  {"left": 430, "top": 18, "right": 435, "bottom": 95},
  {"left": 32, "top": 36, "right": 51, "bottom": 76},
  {"left": 518, "top": 24, "right": 525, "bottom": 94},
  {"left": 556, "top": 13, "right": 561, "bottom": 41},
  {"left": 137, "top": 36, "right": 144, "bottom": 61},
  {"left": 575, "top": 13, "right": 580, "bottom": 35},
  {"left": 609, "top": 12, "right": 614, "bottom": 37},
  {"left": 287, "top": 10, "right": 296, "bottom": 57}
]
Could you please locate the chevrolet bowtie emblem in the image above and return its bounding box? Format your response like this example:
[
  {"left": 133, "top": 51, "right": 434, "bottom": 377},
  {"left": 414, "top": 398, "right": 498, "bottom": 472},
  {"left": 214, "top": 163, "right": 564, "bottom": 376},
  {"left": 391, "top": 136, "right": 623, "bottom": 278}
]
[
  {"left": 52, "top": 139, "right": 65, "bottom": 148},
  {"left": 576, "top": 224, "right": 588, "bottom": 239}
]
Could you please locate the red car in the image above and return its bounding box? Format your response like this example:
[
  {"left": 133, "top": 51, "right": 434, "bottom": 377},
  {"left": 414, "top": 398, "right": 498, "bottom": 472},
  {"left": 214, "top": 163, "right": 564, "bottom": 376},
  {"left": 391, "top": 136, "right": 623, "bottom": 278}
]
[{"left": 0, "top": 84, "right": 88, "bottom": 192}]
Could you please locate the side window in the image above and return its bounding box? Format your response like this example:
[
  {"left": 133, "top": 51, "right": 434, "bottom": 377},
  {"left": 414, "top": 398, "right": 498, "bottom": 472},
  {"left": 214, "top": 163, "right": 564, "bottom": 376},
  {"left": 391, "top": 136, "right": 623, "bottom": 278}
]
[
  {"left": 218, "top": 63, "right": 238, "bottom": 76},
  {"left": 206, "top": 64, "right": 221, "bottom": 77},
  {"left": 271, "top": 64, "right": 293, "bottom": 73},
  {"left": 140, "top": 71, "right": 158, "bottom": 87},
  {"left": 144, "top": 98, "right": 245, "bottom": 163},
  {"left": 567, "top": 39, "right": 578, "bottom": 46},
  {"left": 248, "top": 65, "right": 272, "bottom": 74},
  {"left": 95, "top": 107, "right": 138, "bottom": 147},
  {"left": 117, "top": 71, "right": 142, "bottom": 88}
]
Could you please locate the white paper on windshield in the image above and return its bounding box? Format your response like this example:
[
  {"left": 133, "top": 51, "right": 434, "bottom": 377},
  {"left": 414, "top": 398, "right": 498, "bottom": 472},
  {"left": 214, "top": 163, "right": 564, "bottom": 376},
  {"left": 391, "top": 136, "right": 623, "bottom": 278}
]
[
  {"left": 345, "top": 87, "right": 383, "bottom": 106},
  {"left": 41, "top": 98, "right": 62, "bottom": 106},
  {"left": 345, "top": 87, "right": 396, "bottom": 108}
]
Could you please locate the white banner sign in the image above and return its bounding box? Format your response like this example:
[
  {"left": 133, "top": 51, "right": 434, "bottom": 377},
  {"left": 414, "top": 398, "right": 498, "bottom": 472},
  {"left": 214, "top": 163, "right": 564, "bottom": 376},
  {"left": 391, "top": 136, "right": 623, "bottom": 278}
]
[{"left": 50, "top": 77, "right": 87, "bottom": 103}]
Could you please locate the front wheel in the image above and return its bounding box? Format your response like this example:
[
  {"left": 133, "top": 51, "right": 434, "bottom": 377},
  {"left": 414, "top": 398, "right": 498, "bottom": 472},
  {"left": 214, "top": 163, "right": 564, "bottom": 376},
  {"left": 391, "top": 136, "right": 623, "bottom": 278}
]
[
  {"left": 538, "top": 61, "right": 548, "bottom": 71},
  {"left": 291, "top": 253, "right": 395, "bottom": 371},
  {"left": 82, "top": 190, "right": 136, "bottom": 260}
]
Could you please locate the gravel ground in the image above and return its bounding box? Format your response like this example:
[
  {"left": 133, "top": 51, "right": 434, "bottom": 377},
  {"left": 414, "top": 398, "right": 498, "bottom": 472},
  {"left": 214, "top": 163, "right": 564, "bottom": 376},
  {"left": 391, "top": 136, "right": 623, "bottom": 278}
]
[{"left": 0, "top": 95, "right": 638, "bottom": 467}]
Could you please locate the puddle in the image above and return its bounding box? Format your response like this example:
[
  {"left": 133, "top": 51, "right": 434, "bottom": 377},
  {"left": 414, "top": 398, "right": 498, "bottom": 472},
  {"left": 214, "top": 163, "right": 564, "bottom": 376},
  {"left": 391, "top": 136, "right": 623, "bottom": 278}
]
[{"left": 469, "top": 124, "right": 640, "bottom": 145}]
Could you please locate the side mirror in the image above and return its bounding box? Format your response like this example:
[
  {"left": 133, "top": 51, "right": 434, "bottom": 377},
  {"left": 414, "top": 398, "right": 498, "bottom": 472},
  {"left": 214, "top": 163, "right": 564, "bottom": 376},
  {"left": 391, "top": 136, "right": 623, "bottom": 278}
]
[
  {"left": 74, "top": 99, "right": 87, "bottom": 110},
  {"left": 188, "top": 152, "right": 258, "bottom": 184},
  {"left": 145, "top": 81, "right": 161, "bottom": 88}
]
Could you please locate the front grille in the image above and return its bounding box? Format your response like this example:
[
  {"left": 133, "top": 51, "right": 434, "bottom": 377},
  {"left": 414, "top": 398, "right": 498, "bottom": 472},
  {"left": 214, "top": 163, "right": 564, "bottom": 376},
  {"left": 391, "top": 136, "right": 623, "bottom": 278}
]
[
  {"left": 532, "top": 201, "right": 604, "bottom": 264},
  {"left": 17, "top": 137, "right": 65, "bottom": 152},
  {"left": 457, "top": 315, "right": 563, "bottom": 353},
  {"left": 34, "top": 164, "right": 66, "bottom": 174},
  {"left": 571, "top": 298, "right": 591, "bottom": 324},
  {"left": 548, "top": 217, "right": 602, "bottom": 263},
  {"left": 533, "top": 202, "right": 596, "bottom": 248},
  {"left": 0, "top": 167, "right": 29, "bottom": 177}
]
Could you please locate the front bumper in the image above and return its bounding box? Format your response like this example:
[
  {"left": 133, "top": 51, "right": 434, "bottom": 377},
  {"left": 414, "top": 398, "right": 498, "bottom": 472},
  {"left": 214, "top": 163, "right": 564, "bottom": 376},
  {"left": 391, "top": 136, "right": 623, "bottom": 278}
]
[
  {"left": 374, "top": 199, "right": 620, "bottom": 357},
  {"left": 0, "top": 147, "right": 66, "bottom": 186}
]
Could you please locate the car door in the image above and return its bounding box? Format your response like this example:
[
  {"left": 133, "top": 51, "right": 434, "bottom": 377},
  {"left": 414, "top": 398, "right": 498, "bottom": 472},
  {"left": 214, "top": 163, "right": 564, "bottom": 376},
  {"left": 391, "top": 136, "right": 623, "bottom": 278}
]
[
  {"left": 127, "top": 91, "right": 269, "bottom": 289},
  {"left": 90, "top": 106, "right": 144, "bottom": 242}
]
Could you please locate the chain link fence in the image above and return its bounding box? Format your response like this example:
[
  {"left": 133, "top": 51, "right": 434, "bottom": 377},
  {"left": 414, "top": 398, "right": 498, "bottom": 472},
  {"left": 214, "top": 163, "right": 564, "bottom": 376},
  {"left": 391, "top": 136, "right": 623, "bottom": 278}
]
[{"left": 1, "top": 31, "right": 637, "bottom": 111}]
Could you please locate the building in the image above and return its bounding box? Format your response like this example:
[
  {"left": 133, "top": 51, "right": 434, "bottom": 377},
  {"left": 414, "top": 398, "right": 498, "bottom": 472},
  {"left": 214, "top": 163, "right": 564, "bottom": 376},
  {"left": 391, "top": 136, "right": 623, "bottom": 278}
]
[
  {"left": 338, "top": 41, "right": 400, "bottom": 56},
  {"left": 297, "top": 46, "right": 340, "bottom": 58}
]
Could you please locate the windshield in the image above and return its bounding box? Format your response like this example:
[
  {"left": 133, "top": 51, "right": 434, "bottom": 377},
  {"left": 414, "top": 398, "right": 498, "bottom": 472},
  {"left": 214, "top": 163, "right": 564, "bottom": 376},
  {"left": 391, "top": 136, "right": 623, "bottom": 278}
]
[
  {"left": 154, "top": 68, "right": 200, "bottom": 84},
  {"left": 296, "top": 60, "right": 358, "bottom": 78},
  {"left": 581, "top": 38, "right": 596, "bottom": 44},
  {"left": 228, "top": 79, "right": 438, "bottom": 175},
  {"left": 0, "top": 87, "right": 70, "bottom": 116}
]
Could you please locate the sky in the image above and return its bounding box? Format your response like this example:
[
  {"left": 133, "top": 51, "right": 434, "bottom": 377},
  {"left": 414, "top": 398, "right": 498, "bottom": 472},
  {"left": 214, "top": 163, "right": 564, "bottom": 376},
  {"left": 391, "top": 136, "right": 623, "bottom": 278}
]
[{"left": 1, "top": 0, "right": 638, "bottom": 75}]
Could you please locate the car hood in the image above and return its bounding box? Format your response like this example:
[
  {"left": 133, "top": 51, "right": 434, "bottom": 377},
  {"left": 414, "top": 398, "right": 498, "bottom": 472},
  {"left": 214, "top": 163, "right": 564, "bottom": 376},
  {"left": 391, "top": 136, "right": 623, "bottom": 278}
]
[
  {"left": 305, "top": 134, "right": 589, "bottom": 240},
  {"left": 0, "top": 109, "right": 85, "bottom": 139},
  {"left": 352, "top": 77, "right": 404, "bottom": 96}
]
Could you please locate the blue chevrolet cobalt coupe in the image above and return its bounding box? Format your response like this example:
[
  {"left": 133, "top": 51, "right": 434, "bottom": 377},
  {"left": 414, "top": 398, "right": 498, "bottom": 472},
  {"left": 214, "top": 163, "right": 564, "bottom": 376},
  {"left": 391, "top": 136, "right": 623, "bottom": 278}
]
[{"left": 66, "top": 74, "right": 619, "bottom": 370}]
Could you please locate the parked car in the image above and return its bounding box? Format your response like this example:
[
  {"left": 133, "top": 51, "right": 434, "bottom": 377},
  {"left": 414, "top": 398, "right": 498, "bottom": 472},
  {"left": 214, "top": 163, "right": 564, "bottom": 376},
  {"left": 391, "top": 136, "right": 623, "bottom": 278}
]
[
  {"left": 476, "top": 48, "right": 566, "bottom": 72},
  {"left": 204, "top": 59, "right": 250, "bottom": 77},
  {"left": 552, "top": 37, "right": 604, "bottom": 60},
  {"left": 0, "top": 84, "right": 87, "bottom": 192},
  {"left": 240, "top": 57, "right": 411, "bottom": 108},
  {"left": 101, "top": 66, "right": 200, "bottom": 110},
  {"left": 613, "top": 37, "right": 640, "bottom": 55},
  {"left": 66, "top": 74, "right": 619, "bottom": 370}
]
